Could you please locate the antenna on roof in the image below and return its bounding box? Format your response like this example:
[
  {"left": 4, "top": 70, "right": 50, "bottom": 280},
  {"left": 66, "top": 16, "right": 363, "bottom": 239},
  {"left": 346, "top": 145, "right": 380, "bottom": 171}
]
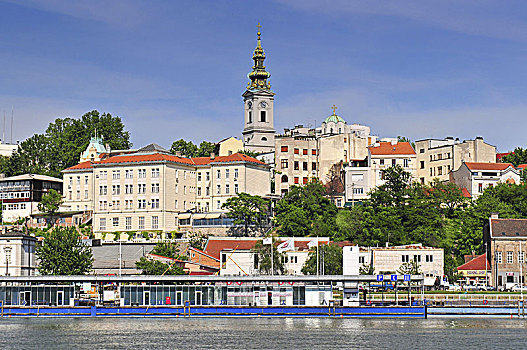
[{"left": 10, "top": 107, "right": 13, "bottom": 144}]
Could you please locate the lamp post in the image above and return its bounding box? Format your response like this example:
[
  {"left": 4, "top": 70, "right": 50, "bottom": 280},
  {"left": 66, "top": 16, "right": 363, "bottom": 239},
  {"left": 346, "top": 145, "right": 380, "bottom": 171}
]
[{"left": 4, "top": 246, "right": 11, "bottom": 276}]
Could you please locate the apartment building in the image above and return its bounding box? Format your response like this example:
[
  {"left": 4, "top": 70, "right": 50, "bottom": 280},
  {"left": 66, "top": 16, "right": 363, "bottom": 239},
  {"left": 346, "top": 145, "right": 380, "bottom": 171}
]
[
  {"left": 63, "top": 144, "right": 270, "bottom": 238},
  {"left": 449, "top": 162, "right": 520, "bottom": 199},
  {"left": 344, "top": 141, "right": 416, "bottom": 204},
  {"left": 415, "top": 136, "right": 496, "bottom": 184}
]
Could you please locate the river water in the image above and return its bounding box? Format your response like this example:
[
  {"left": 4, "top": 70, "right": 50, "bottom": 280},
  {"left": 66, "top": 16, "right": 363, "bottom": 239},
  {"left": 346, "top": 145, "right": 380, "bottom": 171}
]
[{"left": 0, "top": 317, "right": 525, "bottom": 349}]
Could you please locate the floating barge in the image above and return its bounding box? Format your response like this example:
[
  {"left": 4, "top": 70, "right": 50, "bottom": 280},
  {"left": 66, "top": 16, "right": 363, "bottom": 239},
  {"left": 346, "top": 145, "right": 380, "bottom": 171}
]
[{"left": 0, "top": 275, "right": 426, "bottom": 318}]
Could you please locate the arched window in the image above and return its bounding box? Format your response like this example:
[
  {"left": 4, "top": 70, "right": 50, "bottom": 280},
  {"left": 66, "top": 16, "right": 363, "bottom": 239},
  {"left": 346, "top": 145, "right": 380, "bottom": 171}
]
[
  {"left": 261, "top": 137, "right": 267, "bottom": 142},
  {"left": 281, "top": 175, "right": 288, "bottom": 183}
]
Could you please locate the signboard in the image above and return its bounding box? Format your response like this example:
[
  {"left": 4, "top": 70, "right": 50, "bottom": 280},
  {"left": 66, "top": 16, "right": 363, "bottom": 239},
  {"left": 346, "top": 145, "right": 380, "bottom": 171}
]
[
  {"left": 390, "top": 274, "right": 398, "bottom": 282},
  {"left": 404, "top": 274, "right": 411, "bottom": 282},
  {"left": 82, "top": 282, "right": 91, "bottom": 292},
  {"left": 165, "top": 296, "right": 171, "bottom": 305},
  {"left": 376, "top": 275, "right": 384, "bottom": 282}
]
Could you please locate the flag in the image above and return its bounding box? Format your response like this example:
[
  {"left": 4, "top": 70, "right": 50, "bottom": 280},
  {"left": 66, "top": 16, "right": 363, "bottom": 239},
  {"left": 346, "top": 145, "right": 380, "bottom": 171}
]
[
  {"left": 307, "top": 239, "right": 317, "bottom": 249},
  {"left": 263, "top": 237, "right": 272, "bottom": 245},
  {"left": 277, "top": 238, "right": 294, "bottom": 253}
]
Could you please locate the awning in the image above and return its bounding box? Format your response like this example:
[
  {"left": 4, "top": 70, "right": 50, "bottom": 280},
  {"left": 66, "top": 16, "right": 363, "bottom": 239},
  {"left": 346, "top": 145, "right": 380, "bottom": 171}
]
[
  {"left": 178, "top": 213, "right": 191, "bottom": 219},
  {"left": 205, "top": 213, "right": 222, "bottom": 219},
  {"left": 192, "top": 213, "right": 207, "bottom": 219}
]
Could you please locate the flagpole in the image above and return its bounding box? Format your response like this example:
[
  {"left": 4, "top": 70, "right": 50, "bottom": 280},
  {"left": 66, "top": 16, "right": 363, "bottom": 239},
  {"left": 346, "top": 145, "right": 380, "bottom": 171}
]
[
  {"left": 271, "top": 238, "right": 274, "bottom": 276},
  {"left": 316, "top": 236, "right": 319, "bottom": 276}
]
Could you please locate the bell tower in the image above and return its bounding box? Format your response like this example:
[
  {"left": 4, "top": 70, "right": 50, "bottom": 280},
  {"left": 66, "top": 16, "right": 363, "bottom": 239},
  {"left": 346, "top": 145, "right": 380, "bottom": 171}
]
[{"left": 242, "top": 24, "right": 275, "bottom": 154}]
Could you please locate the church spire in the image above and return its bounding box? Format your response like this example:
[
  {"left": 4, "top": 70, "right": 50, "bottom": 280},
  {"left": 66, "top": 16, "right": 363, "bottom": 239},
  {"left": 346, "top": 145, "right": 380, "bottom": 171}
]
[{"left": 247, "top": 23, "right": 271, "bottom": 90}]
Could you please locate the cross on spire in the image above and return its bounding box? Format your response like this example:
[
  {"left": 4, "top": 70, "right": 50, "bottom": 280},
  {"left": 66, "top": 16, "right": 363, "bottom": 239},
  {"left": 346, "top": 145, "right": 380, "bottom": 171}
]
[{"left": 331, "top": 104, "right": 337, "bottom": 115}]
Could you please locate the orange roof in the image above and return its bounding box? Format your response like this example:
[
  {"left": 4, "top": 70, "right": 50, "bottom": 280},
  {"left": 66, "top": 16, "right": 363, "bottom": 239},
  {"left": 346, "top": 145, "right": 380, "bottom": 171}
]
[
  {"left": 517, "top": 164, "right": 527, "bottom": 170},
  {"left": 457, "top": 254, "right": 490, "bottom": 271},
  {"left": 369, "top": 142, "right": 415, "bottom": 156},
  {"left": 192, "top": 153, "right": 266, "bottom": 166},
  {"left": 461, "top": 187, "right": 471, "bottom": 198},
  {"left": 64, "top": 161, "right": 96, "bottom": 171},
  {"left": 464, "top": 162, "right": 513, "bottom": 171},
  {"left": 204, "top": 239, "right": 260, "bottom": 260}
]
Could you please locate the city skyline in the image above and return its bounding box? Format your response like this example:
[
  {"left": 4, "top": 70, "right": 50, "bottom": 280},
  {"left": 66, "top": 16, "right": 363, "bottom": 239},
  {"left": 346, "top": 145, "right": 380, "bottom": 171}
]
[{"left": 1, "top": 1, "right": 526, "bottom": 152}]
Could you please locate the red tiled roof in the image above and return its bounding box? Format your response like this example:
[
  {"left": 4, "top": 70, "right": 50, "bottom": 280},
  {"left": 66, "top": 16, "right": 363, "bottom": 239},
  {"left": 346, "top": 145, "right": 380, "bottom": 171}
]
[
  {"left": 457, "top": 254, "right": 490, "bottom": 271},
  {"left": 461, "top": 187, "right": 471, "bottom": 198},
  {"left": 369, "top": 142, "right": 415, "bottom": 156},
  {"left": 204, "top": 239, "right": 260, "bottom": 260},
  {"left": 517, "top": 164, "right": 527, "bottom": 170},
  {"left": 496, "top": 152, "right": 511, "bottom": 162},
  {"left": 464, "top": 162, "right": 513, "bottom": 171},
  {"left": 64, "top": 161, "right": 96, "bottom": 171},
  {"left": 192, "top": 153, "right": 266, "bottom": 166},
  {"left": 189, "top": 246, "right": 220, "bottom": 261}
]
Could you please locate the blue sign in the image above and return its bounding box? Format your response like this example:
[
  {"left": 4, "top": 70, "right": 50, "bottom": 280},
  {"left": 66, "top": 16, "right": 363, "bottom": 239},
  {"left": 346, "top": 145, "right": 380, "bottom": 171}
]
[
  {"left": 391, "top": 274, "right": 398, "bottom": 282},
  {"left": 404, "top": 274, "right": 411, "bottom": 282},
  {"left": 376, "top": 275, "right": 384, "bottom": 282}
]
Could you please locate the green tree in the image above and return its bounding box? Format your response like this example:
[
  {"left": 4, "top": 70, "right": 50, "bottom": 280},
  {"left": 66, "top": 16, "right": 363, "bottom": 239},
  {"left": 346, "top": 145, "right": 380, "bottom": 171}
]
[
  {"left": 301, "top": 244, "right": 343, "bottom": 275},
  {"left": 37, "top": 189, "right": 63, "bottom": 225},
  {"left": 170, "top": 139, "right": 198, "bottom": 157},
  {"left": 396, "top": 136, "right": 416, "bottom": 149},
  {"left": 135, "top": 258, "right": 186, "bottom": 275},
  {"left": 359, "top": 263, "right": 375, "bottom": 275},
  {"left": 36, "top": 226, "right": 93, "bottom": 275},
  {"left": 222, "top": 193, "right": 270, "bottom": 235},
  {"left": 252, "top": 239, "right": 285, "bottom": 275},
  {"left": 197, "top": 141, "right": 216, "bottom": 157},
  {"left": 275, "top": 179, "right": 338, "bottom": 238},
  {"left": 398, "top": 260, "right": 422, "bottom": 275},
  {"left": 502, "top": 147, "right": 527, "bottom": 166},
  {"left": 149, "top": 241, "right": 187, "bottom": 260}
]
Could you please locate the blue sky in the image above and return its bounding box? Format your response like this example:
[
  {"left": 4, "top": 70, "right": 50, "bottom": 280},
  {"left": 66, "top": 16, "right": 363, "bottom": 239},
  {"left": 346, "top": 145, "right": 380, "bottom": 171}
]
[{"left": 1, "top": 1, "right": 526, "bottom": 152}]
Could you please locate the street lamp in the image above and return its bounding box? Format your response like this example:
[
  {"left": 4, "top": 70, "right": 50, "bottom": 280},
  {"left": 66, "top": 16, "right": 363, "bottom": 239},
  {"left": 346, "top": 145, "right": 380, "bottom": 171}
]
[{"left": 4, "top": 246, "right": 11, "bottom": 276}]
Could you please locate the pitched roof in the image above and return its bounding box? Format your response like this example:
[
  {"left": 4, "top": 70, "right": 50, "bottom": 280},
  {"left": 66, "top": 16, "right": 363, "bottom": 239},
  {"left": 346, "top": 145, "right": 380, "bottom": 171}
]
[
  {"left": 98, "top": 152, "right": 194, "bottom": 166},
  {"left": 64, "top": 161, "right": 96, "bottom": 171},
  {"left": 0, "top": 174, "right": 63, "bottom": 182},
  {"left": 490, "top": 218, "right": 527, "bottom": 238},
  {"left": 369, "top": 142, "right": 415, "bottom": 156},
  {"left": 517, "top": 164, "right": 527, "bottom": 170},
  {"left": 204, "top": 239, "right": 260, "bottom": 259},
  {"left": 192, "top": 153, "right": 266, "bottom": 166},
  {"left": 137, "top": 143, "right": 170, "bottom": 154},
  {"left": 457, "top": 254, "right": 490, "bottom": 271},
  {"left": 464, "top": 162, "right": 513, "bottom": 171}
]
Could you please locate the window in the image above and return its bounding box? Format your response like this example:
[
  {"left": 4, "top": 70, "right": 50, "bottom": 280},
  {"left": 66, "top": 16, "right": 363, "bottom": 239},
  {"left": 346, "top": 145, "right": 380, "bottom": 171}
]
[
  {"left": 197, "top": 172, "right": 202, "bottom": 181},
  {"left": 234, "top": 169, "right": 239, "bottom": 179},
  {"left": 138, "top": 169, "right": 146, "bottom": 178},
  {"left": 138, "top": 184, "right": 146, "bottom": 194},
  {"left": 152, "top": 216, "right": 159, "bottom": 229},
  {"left": 478, "top": 183, "right": 483, "bottom": 193},
  {"left": 420, "top": 149, "right": 425, "bottom": 153},
  {"left": 312, "top": 149, "right": 317, "bottom": 155},
  {"left": 125, "top": 217, "right": 132, "bottom": 230},
  {"left": 112, "top": 171, "right": 120, "bottom": 180},
  {"left": 217, "top": 200, "right": 221, "bottom": 209},
  {"left": 99, "top": 171, "right": 107, "bottom": 180},
  {"left": 496, "top": 251, "right": 502, "bottom": 264},
  {"left": 281, "top": 175, "right": 288, "bottom": 183},
  {"left": 352, "top": 188, "right": 364, "bottom": 195},
  {"left": 302, "top": 149, "right": 308, "bottom": 155},
  {"left": 234, "top": 184, "right": 239, "bottom": 193},
  {"left": 226, "top": 169, "right": 230, "bottom": 179},
  {"left": 99, "top": 201, "right": 107, "bottom": 210},
  {"left": 84, "top": 190, "right": 88, "bottom": 199},
  {"left": 519, "top": 251, "right": 525, "bottom": 264},
  {"left": 217, "top": 170, "right": 221, "bottom": 179},
  {"left": 294, "top": 148, "right": 299, "bottom": 155},
  {"left": 404, "top": 159, "right": 409, "bottom": 168},
  {"left": 430, "top": 168, "right": 433, "bottom": 177},
  {"left": 303, "top": 162, "right": 308, "bottom": 171},
  {"left": 225, "top": 184, "right": 230, "bottom": 194},
  {"left": 413, "top": 255, "right": 421, "bottom": 263},
  {"left": 125, "top": 170, "right": 133, "bottom": 179},
  {"left": 112, "top": 185, "right": 120, "bottom": 195},
  {"left": 184, "top": 201, "right": 187, "bottom": 210},
  {"left": 438, "top": 167, "right": 443, "bottom": 175},
  {"left": 175, "top": 200, "right": 179, "bottom": 209},
  {"left": 392, "top": 159, "right": 396, "bottom": 167},
  {"left": 281, "top": 159, "right": 288, "bottom": 169},
  {"left": 138, "top": 217, "right": 145, "bottom": 230},
  {"left": 76, "top": 190, "right": 80, "bottom": 199},
  {"left": 184, "top": 171, "right": 187, "bottom": 180},
  {"left": 151, "top": 168, "right": 160, "bottom": 178},
  {"left": 260, "top": 110, "right": 266, "bottom": 122},
  {"left": 197, "top": 187, "right": 202, "bottom": 196},
  {"left": 402, "top": 255, "right": 409, "bottom": 263},
  {"left": 84, "top": 176, "right": 89, "bottom": 185},
  {"left": 112, "top": 200, "right": 120, "bottom": 210},
  {"left": 151, "top": 183, "right": 160, "bottom": 193},
  {"left": 281, "top": 146, "right": 288, "bottom": 152},
  {"left": 294, "top": 161, "right": 299, "bottom": 170},
  {"left": 217, "top": 185, "right": 221, "bottom": 194},
  {"left": 113, "top": 217, "right": 119, "bottom": 227},
  {"left": 76, "top": 176, "right": 80, "bottom": 185},
  {"left": 507, "top": 251, "right": 514, "bottom": 264},
  {"left": 425, "top": 255, "right": 434, "bottom": 262},
  {"left": 359, "top": 256, "right": 365, "bottom": 264},
  {"left": 420, "top": 161, "right": 425, "bottom": 169},
  {"left": 248, "top": 111, "right": 252, "bottom": 123},
  {"left": 100, "top": 218, "right": 106, "bottom": 231},
  {"left": 380, "top": 159, "right": 384, "bottom": 165},
  {"left": 138, "top": 199, "right": 146, "bottom": 209},
  {"left": 294, "top": 177, "right": 299, "bottom": 184},
  {"left": 303, "top": 177, "right": 308, "bottom": 184},
  {"left": 151, "top": 199, "right": 160, "bottom": 209}
]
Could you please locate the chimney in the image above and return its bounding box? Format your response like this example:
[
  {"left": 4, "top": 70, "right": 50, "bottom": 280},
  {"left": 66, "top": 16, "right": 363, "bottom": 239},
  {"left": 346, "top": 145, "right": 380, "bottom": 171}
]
[
  {"left": 490, "top": 212, "right": 499, "bottom": 220},
  {"left": 210, "top": 152, "right": 215, "bottom": 160}
]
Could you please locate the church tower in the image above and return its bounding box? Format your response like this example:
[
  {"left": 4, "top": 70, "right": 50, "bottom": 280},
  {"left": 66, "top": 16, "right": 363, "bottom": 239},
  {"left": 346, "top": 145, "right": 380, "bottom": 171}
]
[{"left": 242, "top": 24, "right": 275, "bottom": 154}]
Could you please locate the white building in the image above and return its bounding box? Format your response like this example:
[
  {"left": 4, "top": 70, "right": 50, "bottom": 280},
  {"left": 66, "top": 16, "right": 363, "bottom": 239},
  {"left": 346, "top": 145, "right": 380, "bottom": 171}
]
[
  {"left": 449, "top": 162, "right": 520, "bottom": 199},
  {"left": 0, "top": 231, "right": 37, "bottom": 276}
]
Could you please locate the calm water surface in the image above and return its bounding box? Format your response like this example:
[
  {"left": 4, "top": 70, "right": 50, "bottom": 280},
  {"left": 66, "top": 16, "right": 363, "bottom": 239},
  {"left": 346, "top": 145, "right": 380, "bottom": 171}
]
[{"left": 0, "top": 317, "right": 525, "bottom": 349}]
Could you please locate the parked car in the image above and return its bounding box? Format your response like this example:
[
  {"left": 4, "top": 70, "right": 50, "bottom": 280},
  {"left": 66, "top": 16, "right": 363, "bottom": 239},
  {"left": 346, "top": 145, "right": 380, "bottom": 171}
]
[{"left": 511, "top": 284, "right": 527, "bottom": 292}]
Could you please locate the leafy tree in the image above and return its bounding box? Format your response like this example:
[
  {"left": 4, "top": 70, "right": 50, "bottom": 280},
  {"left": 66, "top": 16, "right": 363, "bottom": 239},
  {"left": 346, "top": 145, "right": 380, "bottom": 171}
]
[
  {"left": 252, "top": 239, "right": 285, "bottom": 275},
  {"left": 188, "top": 232, "right": 208, "bottom": 250},
  {"left": 397, "top": 260, "right": 422, "bottom": 275},
  {"left": 335, "top": 207, "right": 364, "bottom": 242},
  {"left": 36, "top": 226, "right": 93, "bottom": 275},
  {"left": 150, "top": 241, "right": 187, "bottom": 260},
  {"left": 222, "top": 193, "right": 270, "bottom": 235},
  {"left": 37, "top": 189, "right": 63, "bottom": 225},
  {"left": 135, "top": 258, "right": 186, "bottom": 275},
  {"left": 275, "top": 179, "right": 338, "bottom": 238},
  {"left": 301, "top": 244, "right": 343, "bottom": 275},
  {"left": 502, "top": 147, "right": 527, "bottom": 166},
  {"left": 197, "top": 141, "right": 216, "bottom": 157},
  {"left": 169, "top": 139, "right": 216, "bottom": 158},
  {"left": 240, "top": 150, "right": 260, "bottom": 158},
  {"left": 369, "top": 165, "right": 412, "bottom": 206},
  {"left": 359, "top": 263, "right": 375, "bottom": 275},
  {"left": 396, "top": 136, "right": 416, "bottom": 149},
  {"left": 324, "top": 162, "right": 344, "bottom": 196}
]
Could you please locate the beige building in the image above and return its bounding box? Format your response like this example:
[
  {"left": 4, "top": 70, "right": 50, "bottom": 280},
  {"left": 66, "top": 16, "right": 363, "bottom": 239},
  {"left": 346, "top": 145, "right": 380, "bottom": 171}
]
[
  {"left": 359, "top": 244, "right": 444, "bottom": 285},
  {"left": 275, "top": 109, "right": 375, "bottom": 197},
  {"left": 0, "top": 231, "right": 37, "bottom": 276},
  {"left": 344, "top": 141, "right": 416, "bottom": 204},
  {"left": 63, "top": 144, "right": 271, "bottom": 239},
  {"left": 216, "top": 137, "right": 244, "bottom": 157},
  {"left": 484, "top": 214, "right": 527, "bottom": 289},
  {"left": 415, "top": 137, "right": 496, "bottom": 184},
  {"left": 449, "top": 162, "right": 520, "bottom": 199}
]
